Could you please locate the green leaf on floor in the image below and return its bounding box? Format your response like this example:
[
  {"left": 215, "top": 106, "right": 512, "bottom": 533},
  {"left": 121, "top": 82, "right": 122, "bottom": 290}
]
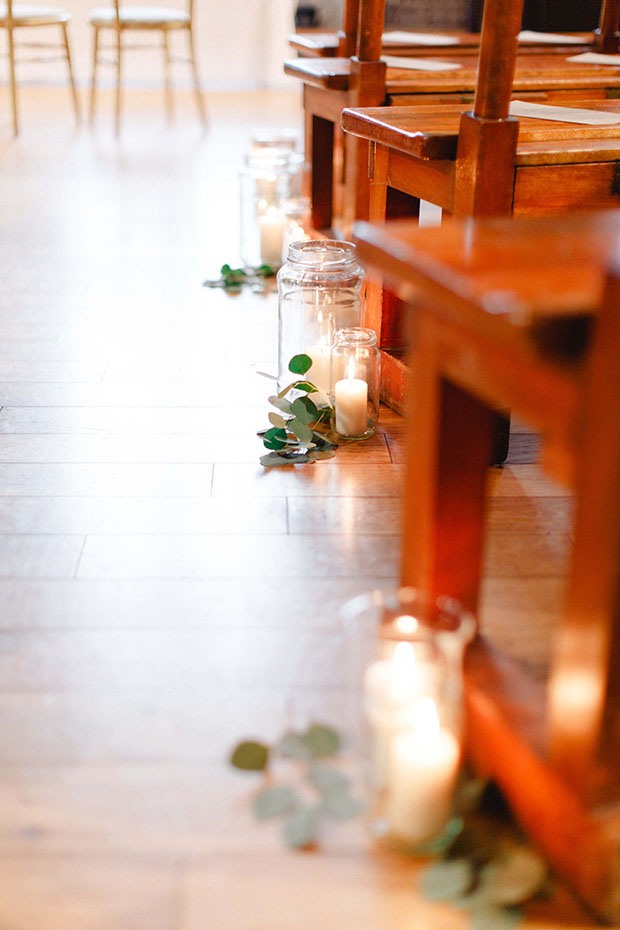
[
  {"left": 230, "top": 741, "right": 270, "bottom": 771},
  {"left": 302, "top": 723, "right": 340, "bottom": 758},
  {"left": 254, "top": 784, "right": 298, "bottom": 820},
  {"left": 420, "top": 859, "right": 473, "bottom": 902},
  {"left": 283, "top": 806, "right": 320, "bottom": 849},
  {"left": 483, "top": 846, "right": 548, "bottom": 906}
]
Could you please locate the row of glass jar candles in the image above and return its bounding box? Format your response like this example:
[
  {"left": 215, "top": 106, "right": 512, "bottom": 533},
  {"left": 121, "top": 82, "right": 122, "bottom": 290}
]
[{"left": 241, "top": 133, "right": 379, "bottom": 438}]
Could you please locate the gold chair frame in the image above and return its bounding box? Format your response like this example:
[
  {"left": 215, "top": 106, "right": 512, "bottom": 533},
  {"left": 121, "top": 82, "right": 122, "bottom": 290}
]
[
  {"left": 88, "top": 0, "right": 206, "bottom": 133},
  {"left": 1, "top": 0, "right": 80, "bottom": 135}
]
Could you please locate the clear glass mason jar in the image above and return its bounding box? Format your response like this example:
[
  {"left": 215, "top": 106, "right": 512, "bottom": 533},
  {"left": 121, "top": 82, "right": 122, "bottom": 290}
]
[
  {"left": 338, "top": 588, "right": 475, "bottom": 851},
  {"left": 239, "top": 148, "right": 304, "bottom": 268},
  {"left": 277, "top": 240, "right": 364, "bottom": 395},
  {"left": 330, "top": 327, "right": 380, "bottom": 440}
]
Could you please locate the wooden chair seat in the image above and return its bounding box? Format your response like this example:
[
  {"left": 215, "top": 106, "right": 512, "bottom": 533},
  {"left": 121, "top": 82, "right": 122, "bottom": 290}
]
[
  {"left": 0, "top": 3, "right": 69, "bottom": 23},
  {"left": 88, "top": 4, "right": 189, "bottom": 27},
  {"left": 287, "top": 28, "right": 594, "bottom": 59},
  {"left": 353, "top": 209, "right": 620, "bottom": 923}
]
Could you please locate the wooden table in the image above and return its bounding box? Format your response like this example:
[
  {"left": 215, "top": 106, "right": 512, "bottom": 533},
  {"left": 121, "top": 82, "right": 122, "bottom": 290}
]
[{"left": 353, "top": 208, "right": 620, "bottom": 924}]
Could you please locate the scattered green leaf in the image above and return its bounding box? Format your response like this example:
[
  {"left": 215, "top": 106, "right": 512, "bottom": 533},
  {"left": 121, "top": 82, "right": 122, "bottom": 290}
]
[
  {"left": 483, "top": 846, "right": 548, "bottom": 907},
  {"left": 302, "top": 723, "right": 340, "bottom": 758},
  {"left": 254, "top": 785, "right": 298, "bottom": 820},
  {"left": 420, "top": 859, "right": 473, "bottom": 902},
  {"left": 230, "top": 741, "right": 269, "bottom": 771},
  {"left": 283, "top": 806, "right": 320, "bottom": 849}
]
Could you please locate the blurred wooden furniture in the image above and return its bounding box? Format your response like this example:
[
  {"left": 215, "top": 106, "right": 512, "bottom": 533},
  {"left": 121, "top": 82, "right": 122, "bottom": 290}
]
[
  {"left": 0, "top": 0, "right": 79, "bottom": 135},
  {"left": 341, "top": 0, "right": 620, "bottom": 410},
  {"left": 88, "top": 0, "right": 206, "bottom": 133},
  {"left": 354, "top": 208, "right": 620, "bottom": 923},
  {"left": 284, "top": 0, "right": 620, "bottom": 239}
]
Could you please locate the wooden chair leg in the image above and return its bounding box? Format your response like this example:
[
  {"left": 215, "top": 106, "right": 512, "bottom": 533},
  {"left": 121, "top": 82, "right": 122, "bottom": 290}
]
[
  {"left": 187, "top": 26, "right": 207, "bottom": 124},
  {"left": 62, "top": 22, "right": 80, "bottom": 124},
  {"left": 89, "top": 26, "right": 99, "bottom": 122},
  {"left": 162, "top": 29, "right": 173, "bottom": 121},
  {"left": 401, "top": 313, "right": 495, "bottom": 613},
  {"left": 115, "top": 28, "right": 122, "bottom": 136},
  {"left": 7, "top": 23, "right": 18, "bottom": 136}
]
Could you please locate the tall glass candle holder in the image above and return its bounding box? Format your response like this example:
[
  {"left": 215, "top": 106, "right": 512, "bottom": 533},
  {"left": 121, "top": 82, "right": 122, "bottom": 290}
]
[
  {"left": 277, "top": 240, "right": 364, "bottom": 396},
  {"left": 330, "top": 328, "right": 379, "bottom": 440},
  {"left": 239, "top": 148, "right": 304, "bottom": 268},
  {"left": 339, "top": 588, "right": 475, "bottom": 850}
]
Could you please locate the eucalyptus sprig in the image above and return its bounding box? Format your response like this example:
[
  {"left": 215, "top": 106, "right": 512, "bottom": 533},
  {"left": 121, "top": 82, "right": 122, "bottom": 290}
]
[
  {"left": 230, "top": 722, "right": 363, "bottom": 849},
  {"left": 258, "top": 353, "right": 338, "bottom": 467},
  {"left": 203, "top": 262, "right": 277, "bottom": 294},
  {"left": 419, "top": 778, "right": 550, "bottom": 929}
]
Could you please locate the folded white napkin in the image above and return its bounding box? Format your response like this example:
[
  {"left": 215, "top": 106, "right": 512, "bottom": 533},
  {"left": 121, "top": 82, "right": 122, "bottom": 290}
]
[
  {"left": 509, "top": 99, "right": 620, "bottom": 124},
  {"left": 566, "top": 51, "right": 620, "bottom": 65},
  {"left": 382, "top": 31, "right": 459, "bottom": 46},
  {"left": 517, "top": 30, "right": 586, "bottom": 44},
  {"left": 381, "top": 55, "right": 462, "bottom": 71}
]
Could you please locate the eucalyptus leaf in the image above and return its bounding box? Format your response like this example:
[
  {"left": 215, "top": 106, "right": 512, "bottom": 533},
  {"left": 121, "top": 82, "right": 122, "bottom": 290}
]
[
  {"left": 230, "top": 740, "right": 270, "bottom": 771},
  {"left": 292, "top": 381, "right": 315, "bottom": 394},
  {"left": 291, "top": 395, "right": 319, "bottom": 424},
  {"left": 308, "top": 449, "right": 336, "bottom": 461},
  {"left": 302, "top": 723, "right": 340, "bottom": 758},
  {"left": 260, "top": 452, "right": 296, "bottom": 467},
  {"left": 276, "top": 730, "right": 313, "bottom": 760},
  {"left": 308, "top": 763, "right": 350, "bottom": 794},
  {"left": 469, "top": 904, "right": 522, "bottom": 930},
  {"left": 483, "top": 846, "right": 548, "bottom": 907},
  {"left": 289, "top": 353, "right": 312, "bottom": 376},
  {"left": 321, "top": 789, "right": 363, "bottom": 820},
  {"left": 268, "top": 412, "right": 287, "bottom": 429},
  {"left": 263, "top": 426, "right": 288, "bottom": 450},
  {"left": 283, "top": 806, "right": 320, "bottom": 849},
  {"left": 253, "top": 784, "right": 298, "bottom": 820},
  {"left": 420, "top": 859, "right": 473, "bottom": 902},
  {"left": 289, "top": 418, "right": 314, "bottom": 443},
  {"left": 268, "top": 395, "right": 293, "bottom": 415}
]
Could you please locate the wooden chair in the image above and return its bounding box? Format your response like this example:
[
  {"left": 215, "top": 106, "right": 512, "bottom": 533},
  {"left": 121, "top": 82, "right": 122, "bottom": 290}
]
[
  {"left": 341, "top": 0, "right": 620, "bottom": 410},
  {"left": 0, "top": 0, "right": 80, "bottom": 135},
  {"left": 353, "top": 208, "right": 620, "bottom": 923},
  {"left": 284, "top": 0, "right": 620, "bottom": 239},
  {"left": 88, "top": 0, "right": 206, "bottom": 133}
]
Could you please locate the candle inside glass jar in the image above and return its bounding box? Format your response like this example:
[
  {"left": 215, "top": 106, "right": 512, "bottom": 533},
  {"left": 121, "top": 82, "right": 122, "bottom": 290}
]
[
  {"left": 335, "top": 357, "right": 367, "bottom": 436},
  {"left": 385, "top": 697, "right": 460, "bottom": 845},
  {"left": 258, "top": 206, "right": 285, "bottom": 266}
]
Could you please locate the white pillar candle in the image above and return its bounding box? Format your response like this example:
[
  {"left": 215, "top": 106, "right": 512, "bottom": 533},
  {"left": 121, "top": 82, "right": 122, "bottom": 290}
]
[
  {"left": 305, "top": 344, "right": 332, "bottom": 396},
  {"left": 385, "top": 697, "right": 460, "bottom": 845},
  {"left": 335, "top": 377, "right": 367, "bottom": 436},
  {"left": 364, "top": 642, "right": 422, "bottom": 788},
  {"left": 258, "top": 206, "right": 285, "bottom": 266}
]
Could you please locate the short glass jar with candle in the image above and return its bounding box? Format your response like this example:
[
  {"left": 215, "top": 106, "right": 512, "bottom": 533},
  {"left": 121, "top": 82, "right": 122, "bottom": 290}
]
[
  {"left": 339, "top": 588, "right": 475, "bottom": 851},
  {"left": 330, "top": 327, "right": 379, "bottom": 440},
  {"left": 239, "top": 148, "right": 304, "bottom": 268},
  {"left": 277, "top": 240, "right": 364, "bottom": 396}
]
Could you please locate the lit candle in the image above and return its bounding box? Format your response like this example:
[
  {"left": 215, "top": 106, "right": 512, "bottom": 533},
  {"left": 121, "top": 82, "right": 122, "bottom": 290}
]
[
  {"left": 385, "top": 697, "right": 460, "bottom": 845},
  {"left": 364, "top": 641, "right": 422, "bottom": 787},
  {"left": 258, "top": 206, "right": 285, "bottom": 266},
  {"left": 305, "top": 343, "right": 332, "bottom": 396},
  {"left": 335, "top": 359, "right": 367, "bottom": 436}
]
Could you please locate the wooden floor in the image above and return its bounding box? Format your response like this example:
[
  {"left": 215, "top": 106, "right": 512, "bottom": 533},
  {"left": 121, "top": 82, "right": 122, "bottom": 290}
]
[{"left": 0, "top": 86, "right": 584, "bottom": 928}]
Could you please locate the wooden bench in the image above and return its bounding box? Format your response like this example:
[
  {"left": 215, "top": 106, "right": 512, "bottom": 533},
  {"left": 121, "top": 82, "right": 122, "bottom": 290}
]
[
  {"left": 340, "top": 0, "right": 620, "bottom": 410},
  {"left": 353, "top": 208, "right": 620, "bottom": 924},
  {"left": 284, "top": 0, "right": 620, "bottom": 239}
]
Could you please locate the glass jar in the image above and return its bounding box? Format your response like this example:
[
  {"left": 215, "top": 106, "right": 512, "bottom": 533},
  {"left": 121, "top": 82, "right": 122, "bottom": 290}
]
[
  {"left": 339, "top": 588, "right": 475, "bottom": 850},
  {"left": 239, "top": 148, "right": 304, "bottom": 268},
  {"left": 277, "top": 240, "right": 364, "bottom": 395},
  {"left": 330, "top": 327, "right": 380, "bottom": 440}
]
